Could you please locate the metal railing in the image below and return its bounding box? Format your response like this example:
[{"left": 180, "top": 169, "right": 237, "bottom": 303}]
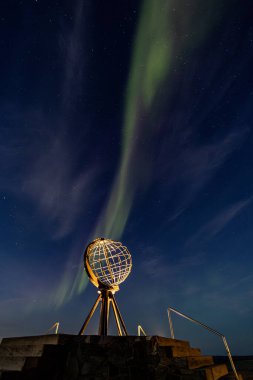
[
  {"left": 45, "top": 322, "right": 59, "bottom": 335},
  {"left": 137, "top": 325, "right": 147, "bottom": 336},
  {"left": 167, "top": 306, "right": 239, "bottom": 380}
]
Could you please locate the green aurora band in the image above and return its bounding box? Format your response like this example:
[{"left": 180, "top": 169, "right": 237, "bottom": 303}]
[
  {"left": 94, "top": 0, "right": 171, "bottom": 239},
  {"left": 54, "top": 0, "right": 222, "bottom": 305}
]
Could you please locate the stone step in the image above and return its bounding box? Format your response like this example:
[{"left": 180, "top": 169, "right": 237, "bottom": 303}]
[
  {"left": 1, "top": 334, "right": 72, "bottom": 347},
  {"left": 155, "top": 336, "right": 190, "bottom": 348},
  {"left": 204, "top": 364, "right": 229, "bottom": 380},
  {"left": 187, "top": 355, "right": 214, "bottom": 369},
  {"left": 190, "top": 348, "right": 202, "bottom": 356},
  {"left": 1, "top": 335, "right": 59, "bottom": 347},
  {"left": 167, "top": 345, "right": 202, "bottom": 357},
  {"left": 0, "top": 357, "right": 26, "bottom": 371},
  {"left": 0, "top": 344, "right": 44, "bottom": 358},
  {"left": 23, "top": 356, "right": 40, "bottom": 370}
]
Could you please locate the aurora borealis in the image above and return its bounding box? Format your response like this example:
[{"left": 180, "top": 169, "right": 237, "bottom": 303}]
[
  {"left": 58, "top": 0, "right": 228, "bottom": 301},
  {"left": 0, "top": 0, "right": 253, "bottom": 354}
]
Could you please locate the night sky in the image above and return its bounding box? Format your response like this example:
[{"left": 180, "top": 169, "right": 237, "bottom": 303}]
[{"left": 0, "top": 0, "right": 253, "bottom": 355}]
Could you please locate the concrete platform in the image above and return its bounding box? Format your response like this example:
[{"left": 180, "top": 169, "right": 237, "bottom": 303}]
[
  {"left": 1, "top": 334, "right": 72, "bottom": 347},
  {"left": 0, "top": 334, "right": 241, "bottom": 380}
]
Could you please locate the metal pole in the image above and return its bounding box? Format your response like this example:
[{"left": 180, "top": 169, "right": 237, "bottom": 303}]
[
  {"left": 99, "top": 289, "right": 110, "bottom": 335},
  {"left": 222, "top": 336, "right": 240, "bottom": 380},
  {"left": 167, "top": 308, "right": 175, "bottom": 339},
  {"left": 111, "top": 296, "right": 123, "bottom": 336},
  {"left": 99, "top": 291, "right": 106, "bottom": 335},
  {"left": 45, "top": 322, "right": 60, "bottom": 335},
  {"left": 55, "top": 322, "right": 59, "bottom": 334},
  {"left": 79, "top": 293, "right": 101, "bottom": 335},
  {"left": 106, "top": 294, "right": 110, "bottom": 334},
  {"left": 111, "top": 294, "right": 128, "bottom": 336},
  {"left": 137, "top": 325, "right": 147, "bottom": 336}
]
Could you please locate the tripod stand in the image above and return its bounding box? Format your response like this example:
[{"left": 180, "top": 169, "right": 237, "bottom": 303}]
[{"left": 79, "top": 288, "right": 128, "bottom": 336}]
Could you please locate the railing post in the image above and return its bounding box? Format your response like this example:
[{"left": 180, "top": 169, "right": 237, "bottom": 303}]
[
  {"left": 45, "top": 322, "right": 60, "bottom": 335},
  {"left": 55, "top": 322, "right": 59, "bottom": 334},
  {"left": 167, "top": 307, "right": 175, "bottom": 339},
  {"left": 138, "top": 325, "right": 147, "bottom": 336},
  {"left": 222, "top": 336, "right": 240, "bottom": 380}
]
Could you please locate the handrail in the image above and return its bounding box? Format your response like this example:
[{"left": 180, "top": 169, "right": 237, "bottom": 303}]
[
  {"left": 45, "top": 322, "right": 59, "bottom": 335},
  {"left": 167, "top": 306, "right": 239, "bottom": 380},
  {"left": 137, "top": 325, "right": 147, "bottom": 336}
]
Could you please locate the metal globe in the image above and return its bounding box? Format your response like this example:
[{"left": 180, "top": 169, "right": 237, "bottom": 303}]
[
  {"left": 85, "top": 238, "right": 132, "bottom": 289},
  {"left": 79, "top": 238, "right": 132, "bottom": 336}
]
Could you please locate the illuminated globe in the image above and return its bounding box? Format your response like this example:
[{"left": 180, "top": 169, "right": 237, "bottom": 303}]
[{"left": 84, "top": 238, "right": 132, "bottom": 289}]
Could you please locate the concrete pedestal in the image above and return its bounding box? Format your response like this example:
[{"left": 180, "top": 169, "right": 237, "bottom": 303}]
[{"left": 0, "top": 334, "right": 241, "bottom": 380}]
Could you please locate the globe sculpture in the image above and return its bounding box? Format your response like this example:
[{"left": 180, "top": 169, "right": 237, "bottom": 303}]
[{"left": 79, "top": 238, "right": 132, "bottom": 336}]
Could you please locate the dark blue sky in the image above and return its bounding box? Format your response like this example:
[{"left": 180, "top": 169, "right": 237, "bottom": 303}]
[{"left": 0, "top": 0, "right": 253, "bottom": 354}]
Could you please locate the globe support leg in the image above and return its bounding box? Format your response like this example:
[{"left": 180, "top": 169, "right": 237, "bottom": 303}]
[
  {"left": 78, "top": 289, "right": 128, "bottom": 336},
  {"left": 79, "top": 293, "right": 102, "bottom": 335},
  {"left": 111, "top": 293, "right": 128, "bottom": 336},
  {"left": 111, "top": 297, "right": 123, "bottom": 336},
  {"left": 99, "top": 290, "right": 128, "bottom": 336},
  {"left": 99, "top": 289, "right": 110, "bottom": 335}
]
